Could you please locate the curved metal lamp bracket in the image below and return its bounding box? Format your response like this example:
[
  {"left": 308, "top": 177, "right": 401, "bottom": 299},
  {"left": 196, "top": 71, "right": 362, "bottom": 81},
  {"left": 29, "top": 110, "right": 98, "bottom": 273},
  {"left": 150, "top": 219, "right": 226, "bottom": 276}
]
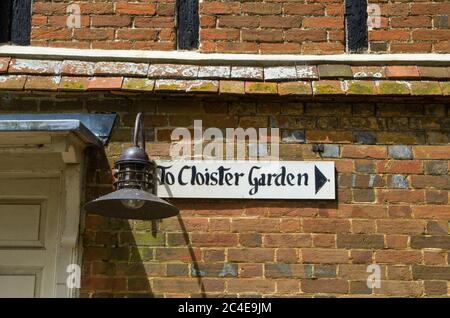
[{"left": 133, "top": 112, "right": 146, "bottom": 151}]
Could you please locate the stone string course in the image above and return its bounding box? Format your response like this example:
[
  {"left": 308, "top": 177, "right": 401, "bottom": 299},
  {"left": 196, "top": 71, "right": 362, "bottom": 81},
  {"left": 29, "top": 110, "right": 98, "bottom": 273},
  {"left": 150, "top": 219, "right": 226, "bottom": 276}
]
[{"left": 1, "top": 57, "right": 450, "bottom": 96}]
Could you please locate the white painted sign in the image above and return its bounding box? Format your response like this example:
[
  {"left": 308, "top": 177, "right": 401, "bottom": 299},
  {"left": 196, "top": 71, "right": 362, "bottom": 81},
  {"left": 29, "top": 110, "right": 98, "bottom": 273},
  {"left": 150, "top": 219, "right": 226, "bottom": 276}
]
[{"left": 156, "top": 160, "right": 335, "bottom": 199}]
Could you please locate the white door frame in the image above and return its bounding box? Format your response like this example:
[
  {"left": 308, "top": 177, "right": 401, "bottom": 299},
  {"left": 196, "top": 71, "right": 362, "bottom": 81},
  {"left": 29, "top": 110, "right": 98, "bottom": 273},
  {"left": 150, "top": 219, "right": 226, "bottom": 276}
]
[{"left": 0, "top": 130, "right": 92, "bottom": 298}]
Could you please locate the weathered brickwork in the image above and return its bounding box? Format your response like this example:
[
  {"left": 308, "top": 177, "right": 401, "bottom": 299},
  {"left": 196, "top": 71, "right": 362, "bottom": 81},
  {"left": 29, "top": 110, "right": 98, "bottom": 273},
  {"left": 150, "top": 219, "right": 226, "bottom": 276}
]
[
  {"left": 1, "top": 92, "right": 448, "bottom": 297},
  {"left": 29, "top": 0, "right": 450, "bottom": 53}
]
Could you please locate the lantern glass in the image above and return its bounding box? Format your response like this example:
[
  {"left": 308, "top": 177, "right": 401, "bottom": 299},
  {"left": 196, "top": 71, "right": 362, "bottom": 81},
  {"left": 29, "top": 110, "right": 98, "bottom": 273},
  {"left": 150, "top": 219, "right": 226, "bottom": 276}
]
[{"left": 121, "top": 199, "right": 145, "bottom": 210}]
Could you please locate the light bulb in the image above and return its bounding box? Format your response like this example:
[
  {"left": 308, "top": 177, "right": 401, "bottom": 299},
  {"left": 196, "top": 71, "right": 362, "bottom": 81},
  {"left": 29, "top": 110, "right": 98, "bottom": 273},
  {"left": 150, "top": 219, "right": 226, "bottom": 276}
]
[{"left": 121, "top": 199, "right": 145, "bottom": 210}]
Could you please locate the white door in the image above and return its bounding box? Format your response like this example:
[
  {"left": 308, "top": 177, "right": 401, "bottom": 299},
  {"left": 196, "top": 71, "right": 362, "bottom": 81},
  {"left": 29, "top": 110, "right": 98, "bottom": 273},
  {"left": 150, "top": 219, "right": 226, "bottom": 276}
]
[{"left": 0, "top": 177, "right": 60, "bottom": 298}]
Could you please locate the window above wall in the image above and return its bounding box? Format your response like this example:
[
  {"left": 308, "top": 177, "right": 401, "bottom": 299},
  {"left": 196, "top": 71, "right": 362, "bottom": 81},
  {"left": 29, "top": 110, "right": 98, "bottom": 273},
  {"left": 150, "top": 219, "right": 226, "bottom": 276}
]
[
  {"left": 0, "top": 0, "right": 32, "bottom": 45},
  {"left": 345, "top": 0, "right": 369, "bottom": 53},
  {"left": 176, "top": 0, "right": 199, "bottom": 50}
]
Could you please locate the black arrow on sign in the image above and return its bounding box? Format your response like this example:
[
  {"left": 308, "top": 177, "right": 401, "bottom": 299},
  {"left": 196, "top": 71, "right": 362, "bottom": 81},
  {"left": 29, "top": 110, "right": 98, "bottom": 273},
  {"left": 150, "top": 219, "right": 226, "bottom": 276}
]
[{"left": 314, "top": 165, "right": 329, "bottom": 194}]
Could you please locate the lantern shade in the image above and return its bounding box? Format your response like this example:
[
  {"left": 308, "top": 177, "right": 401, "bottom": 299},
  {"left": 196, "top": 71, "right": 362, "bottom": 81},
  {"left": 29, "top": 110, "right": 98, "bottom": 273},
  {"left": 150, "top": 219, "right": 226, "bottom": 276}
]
[{"left": 84, "top": 188, "right": 179, "bottom": 220}]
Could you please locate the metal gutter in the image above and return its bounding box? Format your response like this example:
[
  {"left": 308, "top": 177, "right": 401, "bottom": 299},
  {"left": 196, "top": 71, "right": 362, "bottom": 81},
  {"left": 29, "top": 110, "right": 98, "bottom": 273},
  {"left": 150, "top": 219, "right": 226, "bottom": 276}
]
[{"left": 0, "top": 113, "right": 117, "bottom": 146}]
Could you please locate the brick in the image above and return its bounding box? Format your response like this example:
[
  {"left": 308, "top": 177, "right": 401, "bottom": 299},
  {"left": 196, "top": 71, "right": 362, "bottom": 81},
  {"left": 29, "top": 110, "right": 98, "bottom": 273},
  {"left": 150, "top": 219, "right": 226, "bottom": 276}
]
[
  {"left": 59, "top": 77, "right": 89, "bottom": 91},
  {"left": 232, "top": 219, "right": 278, "bottom": 233},
  {"left": 115, "top": 3, "right": 156, "bottom": 15},
  {"left": 351, "top": 250, "right": 372, "bottom": 264},
  {"left": 154, "top": 248, "right": 201, "bottom": 262},
  {"left": 418, "top": 67, "right": 449, "bottom": 79},
  {"left": 376, "top": 281, "right": 422, "bottom": 297},
  {"left": 301, "top": 279, "right": 348, "bottom": 294},
  {"left": 88, "top": 77, "right": 123, "bottom": 91},
  {"left": 230, "top": 67, "right": 264, "bottom": 80},
  {"left": 410, "top": 81, "right": 442, "bottom": 96},
  {"left": 278, "top": 82, "right": 312, "bottom": 96},
  {"left": 25, "top": 76, "right": 60, "bottom": 91},
  {"left": 388, "top": 145, "right": 412, "bottom": 160},
  {"left": 376, "top": 160, "right": 423, "bottom": 174},
  {"left": 347, "top": 81, "right": 376, "bottom": 95},
  {"left": 219, "top": 16, "right": 259, "bottom": 28},
  {"left": 92, "top": 62, "right": 148, "bottom": 77},
  {"left": 122, "top": 78, "right": 155, "bottom": 92},
  {"left": 412, "top": 265, "right": 450, "bottom": 280},
  {"left": 352, "top": 66, "right": 385, "bottom": 79},
  {"left": 242, "top": 2, "right": 281, "bottom": 15},
  {"left": 191, "top": 233, "right": 237, "bottom": 247},
  {"left": 242, "top": 30, "right": 283, "bottom": 42},
  {"left": 186, "top": 80, "right": 219, "bottom": 93},
  {"left": 377, "top": 220, "right": 426, "bottom": 235},
  {"left": 425, "top": 161, "right": 448, "bottom": 175},
  {"left": 277, "top": 280, "right": 300, "bottom": 293},
  {"left": 314, "top": 265, "right": 337, "bottom": 278},
  {"left": 301, "top": 249, "right": 348, "bottom": 264},
  {"left": 341, "top": 145, "right": 387, "bottom": 159},
  {"left": 198, "top": 66, "right": 230, "bottom": 79},
  {"left": 375, "top": 250, "right": 422, "bottom": 264},
  {"left": 152, "top": 278, "right": 203, "bottom": 293},
  {"left": 337, "top": 234, "right": 384, "bottom": 249},
  {"left": 276, "top": 248, "right": 298, "bottom": 263},
  {"left": 227, "top": 279, "right": 275, "bottom": 293},
  {"left": 245, "top": 82, "right": 278, "bottom": 95},
  {"left": 265, "top": 264, "right": 312, "bottom": 278},
  {"left": 411, "top": 236, "right": 450, "bottom": 249},
  {"left": 318, "top": 65, "right": 353, "bottom": 78},
  {"left": 424, "top": 250, "right": 447, "bottom": 265},
  {"left": 9, "top": 59, "right": 61, "bottom": 75},
  {"left": 263, "top": 234, "right": 311, "bottom": 248},
  {"left": 228, "top": 248, "right": 274, "bottom": 263},
  {"left": 380, "top": 189, "right": 425, "bottom": 204},
  {"left": 281, "top": 130, "right": 305, "bottom": 144},
  {"left": 412, "top": 205, "right": 450, "bottom": 219},
  {"left": 312, "top": 81, "right": 345, "bottom": 95},
  {"left": 154, "top": 79, "right": 188, "bottom": 92},
  {"left": 61, "top": 60, "right": 95, "bottom": 76},
  {"left": 0, "top": 75, "right": 27, "bottom": 90},
  {"left": 0, "top": 57, "right": 10, "bottom": 73},
  {"left": 91, "top": 15, "right": 131, "bottom": 27},
  {"left": 264, "top": 66, "right": 297, "bottom": 81},
  {"left": 296, "top": 66, "right": 319, "bottom": 80},
  {"left": 239, "top": 263, "right": 263, "bottom": 278},
  {"left": 413, "top": 146, "right": 450, "bottom": 159},
  {"left": 411, "top": 175, "right": 449, "bottom": 189},
  {"left": 303, "top": 17, "right": 344, "bottom": 29},
  {"left": 377, "top": 81, "right": 411, "bottom": 95},
  {"left": 385, "top": 235, "right": 408, "bottom": 249},
  {"left": 426, "top": 190, "right": 448, "bottom": 204},
  {"left": 386, "top": 66, "right": 420, "bottom": 79},
  {"left": 387, "top": 173, "right": 408, "bottom": 189},
  {"left": 353, "top": 131, "right": 377, "bottom": 145},
  {"left": 219, "top": 80, "right": 245, "bottom": 94},
  {"left": 303, "top": 219, "right": 350, "bottom": 234},
  {"left": 147, "top": 64, "right": 198, "bottom": 78},
  {"left": 349, "top": 281, "right": 372, "bottom": 295},
  {"left": 284, "top": 3, "right": 325, "bottom": 15},
  {"left": 424, "top": 281, "right": 448, "bottom": 296}
]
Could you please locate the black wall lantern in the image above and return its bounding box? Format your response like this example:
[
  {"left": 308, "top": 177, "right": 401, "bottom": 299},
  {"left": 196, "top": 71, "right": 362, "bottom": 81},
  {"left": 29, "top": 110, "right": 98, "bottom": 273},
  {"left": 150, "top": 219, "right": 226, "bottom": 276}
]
[{"left": 84, "top": 113, "right": 179, "bottom": 220}]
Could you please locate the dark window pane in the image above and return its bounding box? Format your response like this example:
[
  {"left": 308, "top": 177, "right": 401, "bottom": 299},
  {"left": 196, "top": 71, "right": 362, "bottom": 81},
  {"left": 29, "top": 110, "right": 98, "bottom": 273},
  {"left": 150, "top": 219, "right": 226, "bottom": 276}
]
[
  {"left": 177, "top": 0, "right": 199, "bottom": 50},
  {"left": 345, "top": 0, "right": 368, "bottom": 53}
]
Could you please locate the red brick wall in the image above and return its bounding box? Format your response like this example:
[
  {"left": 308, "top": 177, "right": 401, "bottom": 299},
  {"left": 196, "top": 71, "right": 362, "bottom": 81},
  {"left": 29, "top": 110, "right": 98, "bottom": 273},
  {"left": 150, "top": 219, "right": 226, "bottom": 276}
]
[
  {"left": 29, "top": 0, "right": 450, "bottom": 53},
  {"left": 3, "top": 92, "right": 447, "bottom": 297},
  {"left": 86, "top": 95, "right": 449, "bottom": 297}
]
